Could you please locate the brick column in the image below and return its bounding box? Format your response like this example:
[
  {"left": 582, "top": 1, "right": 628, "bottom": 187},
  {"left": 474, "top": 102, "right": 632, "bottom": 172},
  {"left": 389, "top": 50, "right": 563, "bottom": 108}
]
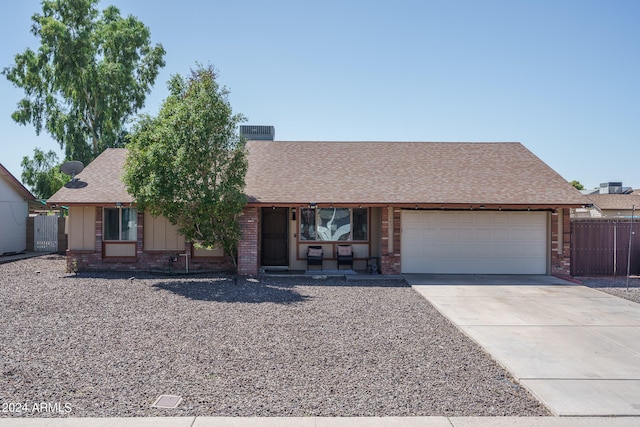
[
  {"left": 237, "top": 207, "right": 259, "bottom": 275},
  {"left": 381, "top": 207, "right": 401, "bottom": 274},
  {"left": 550, "top": 208, "right": 571, "bottom": 276},
  {"left": 136, "top": 210, "right": 144, "bottom": 256}
]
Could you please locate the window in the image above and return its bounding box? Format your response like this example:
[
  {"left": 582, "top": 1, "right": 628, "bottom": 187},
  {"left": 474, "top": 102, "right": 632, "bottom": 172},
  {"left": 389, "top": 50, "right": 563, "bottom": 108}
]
[
  {"left": 352, "top": 208, "right": 368, "bottom": 241},
  {"left": 104, "top": 208, "right": 137, "bottom": 241},
  {"left": 300, "top": 208, "right": 367, "bottom": 241}
]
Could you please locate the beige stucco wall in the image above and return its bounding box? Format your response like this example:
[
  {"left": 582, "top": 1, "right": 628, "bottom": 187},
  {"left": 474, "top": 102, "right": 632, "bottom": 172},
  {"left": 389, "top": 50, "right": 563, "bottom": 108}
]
[
  {"left": 68, "top": 206, "right": 96, "bottom": 250},
  {"left": 144, "top": 212, "right": 185, "bottom": 250},
  {"left": 369, "top": 207, "right": 381, "bottom": 258},
  {"left": 289, "top": 210, "right": 301, "bottom": 269},
  {"left": 104, "top": 242, "right": 136, "bottom": 257}
]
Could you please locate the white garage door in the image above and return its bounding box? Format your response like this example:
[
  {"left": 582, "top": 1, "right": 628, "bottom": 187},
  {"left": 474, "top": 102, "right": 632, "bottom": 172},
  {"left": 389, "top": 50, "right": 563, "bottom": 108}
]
[{"left": 401, "top": 210, "right": 548, "bottom": 274}]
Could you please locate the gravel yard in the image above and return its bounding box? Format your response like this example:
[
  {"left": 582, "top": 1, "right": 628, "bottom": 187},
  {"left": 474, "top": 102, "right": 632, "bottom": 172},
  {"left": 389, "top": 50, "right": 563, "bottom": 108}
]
[
  {"left": 579, "top": 276, "right": 640, "bottom": 304},
  {"left": 0, "top": 255, "right": 548, "bottom": 418}
]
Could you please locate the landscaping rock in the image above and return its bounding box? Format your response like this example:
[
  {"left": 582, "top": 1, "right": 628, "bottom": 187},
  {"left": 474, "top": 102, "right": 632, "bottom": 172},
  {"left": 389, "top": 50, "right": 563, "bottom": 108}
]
[{"left": 0, "top": 255, "right": 548, "bottom": 417}]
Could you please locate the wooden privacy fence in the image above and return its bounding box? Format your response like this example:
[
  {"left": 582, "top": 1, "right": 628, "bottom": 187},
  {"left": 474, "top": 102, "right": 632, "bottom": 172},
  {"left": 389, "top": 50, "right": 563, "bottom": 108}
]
[{"left": 571, "top": 219, "right": 640, "bottom": 276}]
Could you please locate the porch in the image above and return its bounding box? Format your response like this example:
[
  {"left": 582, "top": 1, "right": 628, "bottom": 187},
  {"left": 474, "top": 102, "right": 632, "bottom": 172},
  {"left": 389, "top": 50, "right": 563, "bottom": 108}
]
[{"left": 238, "top": 206, "right": 387, "bottom": 276}]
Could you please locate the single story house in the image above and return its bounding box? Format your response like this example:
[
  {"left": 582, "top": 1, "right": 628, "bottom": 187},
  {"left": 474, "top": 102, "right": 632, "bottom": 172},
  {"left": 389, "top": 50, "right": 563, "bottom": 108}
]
[
  {"left": 0, "top": 163, "right": 36, "bottom": 255},
  {"left": 48, "top": 126, "right": 588, "bottom": 275}
]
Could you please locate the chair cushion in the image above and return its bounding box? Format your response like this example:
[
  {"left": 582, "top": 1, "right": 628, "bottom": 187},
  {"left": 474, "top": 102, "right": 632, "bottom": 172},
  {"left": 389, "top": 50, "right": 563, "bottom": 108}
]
[
  {"left": 308, "top": 248, "right": 322, "bottom": 257},
  {"left": 337, "top": 245, "right": 352, "bottom": 256}
]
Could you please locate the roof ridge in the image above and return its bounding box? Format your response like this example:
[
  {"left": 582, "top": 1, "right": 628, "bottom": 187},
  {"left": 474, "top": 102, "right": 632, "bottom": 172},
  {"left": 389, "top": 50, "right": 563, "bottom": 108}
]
[{"left": 249, "top": 140, "right": 522, "bottom": 144}]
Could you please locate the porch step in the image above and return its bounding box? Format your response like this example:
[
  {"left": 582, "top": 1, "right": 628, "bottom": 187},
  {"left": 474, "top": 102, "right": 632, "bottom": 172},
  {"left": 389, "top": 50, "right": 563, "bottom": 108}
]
[{"left": 305, "top": 269, "right": 357, "bottom": 275}]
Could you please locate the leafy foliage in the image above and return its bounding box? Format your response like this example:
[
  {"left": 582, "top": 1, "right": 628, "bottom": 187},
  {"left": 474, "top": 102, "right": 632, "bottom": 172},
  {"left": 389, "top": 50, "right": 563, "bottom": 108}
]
[
  {"left": 20, "top": 148, "right": 68, "bottom": 199},
  {"left": 3, "top": 0, "right": 165, "bottom": 166},
  {"left": 570, "top": 180, "right": 585, "bottom": 190},
  {"left": 124, "top": 65, "right": 247, "bottom": 265}
]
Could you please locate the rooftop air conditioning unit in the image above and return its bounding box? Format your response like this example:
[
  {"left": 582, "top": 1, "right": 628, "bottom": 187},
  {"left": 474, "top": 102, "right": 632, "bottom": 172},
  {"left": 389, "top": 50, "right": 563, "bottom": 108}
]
[
  {"left": 599, "top": 182, "right": 623, "bottom": 194},
  {"left": 240, "top": 125, "right": 275, "bottom": 141}
]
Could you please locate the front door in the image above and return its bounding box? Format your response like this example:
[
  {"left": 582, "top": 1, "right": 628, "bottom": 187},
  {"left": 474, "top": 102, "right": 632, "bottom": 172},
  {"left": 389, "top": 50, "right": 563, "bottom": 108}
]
[{"left": 261, "top": 207, "right": 289, "bottom": 267}]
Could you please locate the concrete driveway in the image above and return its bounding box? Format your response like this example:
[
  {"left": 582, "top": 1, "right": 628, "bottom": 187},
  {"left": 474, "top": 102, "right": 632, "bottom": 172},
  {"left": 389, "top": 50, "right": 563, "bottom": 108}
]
[{"left": 407, "top": 275, "right": 640, "bottom": 416}]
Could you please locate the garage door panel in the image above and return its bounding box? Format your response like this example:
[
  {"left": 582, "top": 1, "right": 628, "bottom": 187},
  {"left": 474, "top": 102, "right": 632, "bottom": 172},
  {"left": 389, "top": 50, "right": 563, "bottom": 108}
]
[{"left": 401, "top": 211, "right": 547, "bottom": 274}]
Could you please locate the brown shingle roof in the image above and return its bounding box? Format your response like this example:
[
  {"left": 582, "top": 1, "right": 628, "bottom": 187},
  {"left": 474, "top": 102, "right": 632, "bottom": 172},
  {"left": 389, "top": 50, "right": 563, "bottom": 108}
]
[
  {"left": 244, "top": 141, "right": 587, "bottom": 206},
  {"left": 48, "top": 148, "right": 133, "bottom": 205},
  {"left": 587, "top": 194, "right": 640, "bottom": 211},
  {"left": 48, "top": 141, "right": 588, "bottom": 207}
]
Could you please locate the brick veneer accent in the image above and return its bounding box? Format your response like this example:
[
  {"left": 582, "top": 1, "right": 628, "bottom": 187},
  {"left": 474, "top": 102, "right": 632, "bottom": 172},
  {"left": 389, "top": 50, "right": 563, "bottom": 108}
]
[
  {"left": 66, "top": 208, "right": 233, "bottom": 273},
  {"left": 550, "top": 208, "right": 571, "bottom": 276},
  {"left": 381, "top": 207, "right": 401, "bottom": 274},
  {"left": 237, "top": 207, "right": 259, "bottom": 275}
]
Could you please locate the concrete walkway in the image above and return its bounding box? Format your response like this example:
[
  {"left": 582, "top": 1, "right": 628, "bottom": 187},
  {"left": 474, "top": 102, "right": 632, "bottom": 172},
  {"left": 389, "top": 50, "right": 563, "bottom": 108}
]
[
  {"left": 0, "top": 251, "right": 54, "bottom": 264},
  {"left": 409, "top": 275, "right": 640, "bottom": 416},
  {"left": 1, "top": 416, "right": 640, "bottom": 426}
]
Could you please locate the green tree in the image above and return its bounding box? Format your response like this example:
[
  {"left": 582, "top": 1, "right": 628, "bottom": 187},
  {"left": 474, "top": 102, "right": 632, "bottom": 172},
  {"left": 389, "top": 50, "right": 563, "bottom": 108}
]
[
  {"left": 570, "top": 180, "right": 585, "bottom": 190},
  {"left": 124, "top": 65, "right": 248, "bottom": 267},
  {"left": 3, "top": 0, "right": 165, "bottom": 194},
  {"left": 21, "top": 148, "right": 67, "bottom": 199}
]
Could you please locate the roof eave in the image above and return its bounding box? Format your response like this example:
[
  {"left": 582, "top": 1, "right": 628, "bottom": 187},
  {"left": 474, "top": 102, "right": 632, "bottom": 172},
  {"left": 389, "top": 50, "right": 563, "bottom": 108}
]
[{"left": 245, "top": 201, "right": 587, "bottom": 209}]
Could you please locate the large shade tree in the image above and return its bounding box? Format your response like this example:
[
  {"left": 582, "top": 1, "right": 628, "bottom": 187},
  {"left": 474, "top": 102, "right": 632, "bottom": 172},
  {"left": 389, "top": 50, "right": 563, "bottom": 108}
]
[
  {"left": 3, "top": 0, "right": 165, "bottom": 194},
  {"left": 124, "top": 65, "right": 248, "bottom": 266},
  {"left": 20, "top": 148, "right": 67, "bottom": 199}
]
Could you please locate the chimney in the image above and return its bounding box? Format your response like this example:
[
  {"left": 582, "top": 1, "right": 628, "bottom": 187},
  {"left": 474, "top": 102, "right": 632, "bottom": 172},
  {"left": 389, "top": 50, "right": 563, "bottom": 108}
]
[{"left": 240, "top": 125, "right": 275, "bottom": 141}]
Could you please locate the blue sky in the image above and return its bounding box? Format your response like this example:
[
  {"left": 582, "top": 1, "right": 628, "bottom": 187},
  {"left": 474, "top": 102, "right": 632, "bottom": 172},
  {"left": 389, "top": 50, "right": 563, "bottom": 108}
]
[{"left": 1, "top": 0, "right": 639, "bottom": 191}]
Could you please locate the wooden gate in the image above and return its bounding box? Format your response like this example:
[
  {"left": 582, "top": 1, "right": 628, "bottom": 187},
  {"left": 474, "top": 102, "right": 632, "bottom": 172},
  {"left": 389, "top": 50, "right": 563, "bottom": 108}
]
[
  {"left": 34, "top": 215, "right": 58, "bottom": 252},
  {"left": 571, "top": 220, "right": 640, "bottom": 276}
]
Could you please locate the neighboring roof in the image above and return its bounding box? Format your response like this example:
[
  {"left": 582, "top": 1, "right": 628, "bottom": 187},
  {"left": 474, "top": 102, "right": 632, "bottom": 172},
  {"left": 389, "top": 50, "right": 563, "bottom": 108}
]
[
  {"left": 587, "top": 194, "right": 640, "bottom": 211},
  {"left": 244, "top": 141, "right": 588, "bottom": 206},
  {"left": 48, "top": 148, "right": 133, "bottom": 205},
  {"left": 0, "top": 163, "right": 36, "bottom": 201}
]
